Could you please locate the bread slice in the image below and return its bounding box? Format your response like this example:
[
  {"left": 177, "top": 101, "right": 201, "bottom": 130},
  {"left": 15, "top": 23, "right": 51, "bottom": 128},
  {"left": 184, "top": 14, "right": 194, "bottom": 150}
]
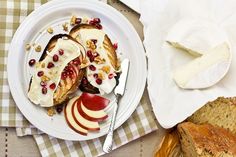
[
  {"left": 28, "top": 34, "right": 85, "bottom": 106},
  {"left": 188, "top": 97, "right": 236, "bottom": 134},
  {"left": 178, "top": 122, "right": 236, "bottom": 157},
  {"left": 69, "top": 24, "right": 119, "bottom": 94},
  {"left": 69, "top": 24, "right": 119, "bottom": 71}
]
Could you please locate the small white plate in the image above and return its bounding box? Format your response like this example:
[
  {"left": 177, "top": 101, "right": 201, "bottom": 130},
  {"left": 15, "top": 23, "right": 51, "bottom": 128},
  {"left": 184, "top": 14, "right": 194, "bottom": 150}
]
[{"left": 7, "top": 0, "right": 146, "bottom": 141}]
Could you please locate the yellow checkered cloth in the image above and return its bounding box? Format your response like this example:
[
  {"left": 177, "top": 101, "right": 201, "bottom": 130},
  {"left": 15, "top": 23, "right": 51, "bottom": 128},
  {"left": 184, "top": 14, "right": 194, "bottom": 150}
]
[{"left": 0, "top": 0, "right": 158, "bottom": 156}]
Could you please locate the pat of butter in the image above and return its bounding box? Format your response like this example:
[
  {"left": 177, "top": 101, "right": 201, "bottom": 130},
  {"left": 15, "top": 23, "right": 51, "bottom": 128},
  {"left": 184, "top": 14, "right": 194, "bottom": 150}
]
[{"left": 28, "top": 38, "right": 83, "bottom": 107}]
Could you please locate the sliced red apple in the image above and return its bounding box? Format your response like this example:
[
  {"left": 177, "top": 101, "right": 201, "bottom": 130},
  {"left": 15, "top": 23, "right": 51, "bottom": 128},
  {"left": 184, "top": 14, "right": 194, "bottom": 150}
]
[
  {"left": 80, "top": 93, "right": 110, "bottom": 111},
  {"left": 72, "top": 98, "right": 100, "bottom": 131},
  {"left": 77, "top": 98, "right": 108, "bottom": 122},
  {"left": 64, "top": 96, "right": 88, "bottom": 136}
]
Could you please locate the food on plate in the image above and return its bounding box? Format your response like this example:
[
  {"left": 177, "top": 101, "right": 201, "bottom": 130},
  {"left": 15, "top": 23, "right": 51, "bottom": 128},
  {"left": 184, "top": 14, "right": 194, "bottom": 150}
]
[
  {"left": 64, "top": 93, "right": 109, "bottom": 135},
  {"left": 173, "top": 43, "right": 231, "bottom": 89},
  {"left": 47, "top": 27, "right": 53, "bottom": 34},
  {"left": 188, "top": 97, "right": 236, "bottom": 134},
  {"left": 35, "top": 44, "right": 41, "bottom": 52},
  {"left": 154, "top": 130, "right": 182, "bottom": 157},
  {"left": 70, "top": 23, "right": 120, "bottom": 94},
  {"left": 28, "top": 34, "right": 86, "bottom": 107},
  {"left": 64, "top": 96, "right": 88, "bottom": 135},
  {"left": 166, "top": 18, "right": 232, "bottom": 89},
  {"left": 166, "top": 19, "right": 229, "bottom": 56},
  {"left": 178, "top": 122, "right": 236, "bottom": 157}
]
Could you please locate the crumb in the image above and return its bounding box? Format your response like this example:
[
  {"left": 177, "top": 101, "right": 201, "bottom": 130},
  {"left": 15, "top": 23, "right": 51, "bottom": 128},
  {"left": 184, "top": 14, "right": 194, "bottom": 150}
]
[
  {"left": 82, "top": 16, "right": 89, "bottom": 24},
  {"left": 98, "top": 72, "right": 105, "bottom": 80},
  {"left": 86, "top": 40, "right": 96, "bottom": 50},
  {"left": 62, "top": 22, "right": 68, "bottom": 32},
  {"left": 25, "top": 43, "right": 31, "bottom": 51},
  {"left": 101, "top": 65, "right": 110, "bottom": 74},
  {"left": 70, "top": 15, "right": 76, "bottom": 25},
  {"left": 94, "top": 56, "right": 105, "bottom": 64},
  {"left": 35, "top": 45, "right": 41, "bottom": 52},
  {"left": 47, "top": 107, "right": 55, "bottom": 117},
  {"left": 47, "top": 27, "right": 53, "bottom": 34},
  {"left": 41, "top": 75, "right": 50, "bottom": 82},
  {"left": 41, "top": 63, "right": 45, "bottom": 68}
]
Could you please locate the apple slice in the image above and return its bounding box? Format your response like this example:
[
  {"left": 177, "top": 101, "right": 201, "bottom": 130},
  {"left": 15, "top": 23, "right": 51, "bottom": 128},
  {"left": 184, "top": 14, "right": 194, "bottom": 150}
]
[
  {"left": 80, "top": 93, "right": 110, "bottom": 111},
  {"left": 64, "top": 96, "right": 88, "bottom": 135},
  {"left": 72, "top": 98, "right": 100, "bottom": 131},
  {"left": 77, "top": 98, "right": 108, "bottom": 122}
]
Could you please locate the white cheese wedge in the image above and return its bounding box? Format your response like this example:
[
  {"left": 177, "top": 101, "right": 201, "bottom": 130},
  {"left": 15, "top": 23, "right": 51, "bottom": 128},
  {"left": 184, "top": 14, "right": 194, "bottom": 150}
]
[
  {"left": 173, "top": 43, "right": 231, "bottom": 89},
  {"left": 28, "top": 38, "right": 83, "bottom": 107},
  {"left": 166, "top": 19, "right": 228, "bottom": 56}
]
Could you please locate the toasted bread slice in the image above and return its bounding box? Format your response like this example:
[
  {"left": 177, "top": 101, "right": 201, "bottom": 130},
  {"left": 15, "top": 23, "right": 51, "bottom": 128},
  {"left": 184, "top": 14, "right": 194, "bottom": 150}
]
[
  {"left": 69, "top": 24, "right": 119, "bottom": 94},
  {"left": 28, "top": 34, "right": 86, "bottom": 106},
  {"left": 70, "top": 24, "right": 119, "bottom": 71},
  {"left": 178, "top": 122, "right": 236, "bottom": 157}
]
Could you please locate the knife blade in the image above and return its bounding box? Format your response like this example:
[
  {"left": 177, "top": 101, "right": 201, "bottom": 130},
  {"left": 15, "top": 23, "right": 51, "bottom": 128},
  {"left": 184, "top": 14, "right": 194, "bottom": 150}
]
[
  {"left": 114, "top": 58, "right": 130, "bottom": 96},
  {"left": 103, "top": 59, "right": 130, "bottom": 153}
]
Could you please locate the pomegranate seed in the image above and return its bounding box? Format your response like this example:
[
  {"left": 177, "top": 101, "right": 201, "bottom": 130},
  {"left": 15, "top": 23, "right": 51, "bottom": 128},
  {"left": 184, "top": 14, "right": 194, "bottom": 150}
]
[
  {"left": 69, "top": 70, "right": 74, "bottom": 75},
  {"left": 75, "top": 18, "right": 82, "bottom": 24},
  {"left": 96, "top": 78, "right": 102, "bottom": 85},
  {"left": 93, "top": 18, "right": 101, "bottom": 23},
  {"left": 56, "top": 106, "right": 63, "bottom": 113},
  {"left": 95, "top": 24, "right": 102, "bottom": 29},
  {"left": 53, "top": 54, "right": 59, "bottom": 62},
  {"left": 93, "top": 73, "right": 98, "bottom": 78},
  {"left": 108, "top": 73, "right": 114, "bottom": 79},
  {"left": 93, "top": 52, "right": 99, "bottom": 57},
  {"left": 91, "top": 39, "right": 97, "bottom": 44},
  {"left": 73, "top": 60, "right": 80, "bottom": 66},
  {"left": 42, "top": 87, "right": 47, "bottom": 94},
  {"left": 87, "top": 50, "right": 92, "bottom": 57},
  {"left": 37, "top": 71, "right": 44, "bottom": 77},
  {"left": 89, "top": 20, "right": 95, "bottom": 25},
  {"left": 66, "top": 71, "right": 70, "bottom": 76},
  {"left": 113, "top": 43, "right": 118, "bottom": 50},
  {"left": 59, "top": 49, "right": 64, "bottom": 55},
  {"left": 28, "top": 59, "right": 36, "bottom": 66},
  {"left": 40, "top": 81, "right": 47, "bottom": 87},
  {"left": 49, "top": 83, "right": 56, "bottom": 90},
  {"left": 89, "top": 56, "right": 95, "bottom": 62},
  {"left": 82, "top": 77, "right": 88, "bottom": 85},
  {"left": 61, "top": 72, "right": 67, "bottom": 80},
  {"left": 47, "top": 62, "right": 54, "bottom": 68},
  {"left": 89, "top": 65, "right": 96, "bottom": 71}
]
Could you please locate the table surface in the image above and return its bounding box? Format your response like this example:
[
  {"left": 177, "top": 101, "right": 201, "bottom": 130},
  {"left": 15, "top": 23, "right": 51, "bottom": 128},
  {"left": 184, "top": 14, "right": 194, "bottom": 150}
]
[{"left": 0, "top": 1, "right": 166, "bottom": 157}]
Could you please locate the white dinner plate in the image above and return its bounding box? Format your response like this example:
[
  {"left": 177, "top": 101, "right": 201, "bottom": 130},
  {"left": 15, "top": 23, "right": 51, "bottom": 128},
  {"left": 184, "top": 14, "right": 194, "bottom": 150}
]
[{"left": 7, "top": 0, "right": 146, "bottom": 141}]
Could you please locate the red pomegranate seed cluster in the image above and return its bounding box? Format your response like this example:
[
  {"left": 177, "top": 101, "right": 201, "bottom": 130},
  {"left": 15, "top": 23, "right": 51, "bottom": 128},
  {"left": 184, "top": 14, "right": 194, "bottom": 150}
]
[
  {"left": 87, "top": 50, "right": 99, "bottom": 63},
  {"left": 89, "top": 18, "right": 102, "bottom": 29}
]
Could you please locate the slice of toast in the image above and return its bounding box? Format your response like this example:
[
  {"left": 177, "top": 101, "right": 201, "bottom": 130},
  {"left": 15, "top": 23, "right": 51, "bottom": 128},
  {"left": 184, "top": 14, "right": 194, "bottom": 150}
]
[
  {"left": 28, "top": 34, "right": 86, "bottom": 106},
  {"left": 69, "top": 24, "right": 119, "bottom": 94},
  {"left": 178, "top": 122, "right": 236, "bottom": 157}
]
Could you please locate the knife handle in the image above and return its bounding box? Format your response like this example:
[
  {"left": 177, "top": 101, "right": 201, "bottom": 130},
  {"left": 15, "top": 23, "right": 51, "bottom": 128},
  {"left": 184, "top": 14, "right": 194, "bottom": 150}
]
[{"left": 103, "top": 94, "right": 120, "bottom": 153}]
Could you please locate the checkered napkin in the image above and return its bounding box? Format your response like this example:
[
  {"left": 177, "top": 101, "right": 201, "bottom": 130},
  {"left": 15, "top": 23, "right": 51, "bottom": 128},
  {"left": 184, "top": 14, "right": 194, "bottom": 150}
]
[{"left": 0, "top": 0, "right": 158, "bottom": 156}]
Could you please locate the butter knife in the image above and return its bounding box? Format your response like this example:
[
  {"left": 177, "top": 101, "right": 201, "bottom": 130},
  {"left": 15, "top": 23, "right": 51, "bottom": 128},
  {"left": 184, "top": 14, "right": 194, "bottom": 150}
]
[{"left": 103, "top": 59, "right": 130, "bottom": 153}]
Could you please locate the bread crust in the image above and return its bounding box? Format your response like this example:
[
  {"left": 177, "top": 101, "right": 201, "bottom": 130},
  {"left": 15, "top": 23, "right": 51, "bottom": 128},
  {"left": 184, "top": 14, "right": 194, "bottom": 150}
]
[{"left": 178, "top": 122, "right": 236, "bottom": 157}]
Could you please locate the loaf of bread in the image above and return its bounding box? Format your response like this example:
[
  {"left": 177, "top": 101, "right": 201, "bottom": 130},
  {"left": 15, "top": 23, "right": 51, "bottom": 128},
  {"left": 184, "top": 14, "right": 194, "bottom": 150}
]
[
  {"left": 188, "top": 97, "right": 236, "bottom": 134},
  {"left": 178, "top": 122, "right": 236, "bottom": 157}
]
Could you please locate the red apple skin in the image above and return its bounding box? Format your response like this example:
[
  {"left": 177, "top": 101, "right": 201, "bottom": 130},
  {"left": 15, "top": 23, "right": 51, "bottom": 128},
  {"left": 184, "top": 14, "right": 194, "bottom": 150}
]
[
  {"left": 80, "top": 93, "right": 110, "bottom": 111},
  {"left": 71, "top": 99, "right": 100, "bottom": 131},
  {"left": 64, "top": 104, "right": 87, "bottom": 136},
  {"left": 77, "top": 98, "right": 108, "bottom": 122}
]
